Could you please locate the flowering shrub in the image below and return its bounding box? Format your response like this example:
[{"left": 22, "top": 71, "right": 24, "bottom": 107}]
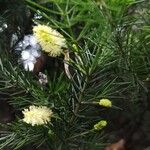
[{"left": 0, "top": 0, "right": 149, "bottom": 150}]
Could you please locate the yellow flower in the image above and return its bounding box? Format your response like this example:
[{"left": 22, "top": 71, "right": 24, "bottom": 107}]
[
  {"left": 33, "top": 24, "right": 67, "bottom": 57},
  {"left": 22, "top": 105, "right": 53, "bottom": 126},
  {"left": 99, "top": 99, "right": 112, "bottom": 107},
  {"left": 94, "top": 120, "right": 107, "bottom": 131}
]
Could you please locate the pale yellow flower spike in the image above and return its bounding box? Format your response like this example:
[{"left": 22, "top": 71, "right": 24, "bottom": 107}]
[
  {"left": 22, "top": 105, "right": 53, "bottom": 126},
  {"left": 33, "top": 24, "right": 67, "bottom": 57},
  {"left": 99, "top": 98, "right": 112, "bottom": 107},
  {"left": 94, "top": 120, "right": 107, "bottom": 131}
]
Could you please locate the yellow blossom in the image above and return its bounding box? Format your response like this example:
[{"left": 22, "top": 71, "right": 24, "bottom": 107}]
[
  {"left": 99, "top": 99, "right": 112, "bottom": 107},
  {"left": 22, "top": 105, "right": 53, "bottom": 126},
  {"left": 94, "top": 120, "right": 107, "bottom": 131},
  {"left": 33, "top": 24, "right": 67, "bottom": 57}
]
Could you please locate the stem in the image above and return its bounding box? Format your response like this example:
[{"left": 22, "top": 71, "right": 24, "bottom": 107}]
[
  {"left": 66, "top": 129, "right": 93, "bottom": 140},
  {"left": 70, "top": 76, "right": 88, "bottom": 123},
  {"left": 81, "top": 101, "right": 98, "bottom": 105}
]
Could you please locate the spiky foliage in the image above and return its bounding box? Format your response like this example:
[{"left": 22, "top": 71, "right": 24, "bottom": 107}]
[{"left": 0, "top": 0, "right": 150, "bottom": 150}]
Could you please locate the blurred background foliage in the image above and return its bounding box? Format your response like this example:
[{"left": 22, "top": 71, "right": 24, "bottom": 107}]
[{"left": 0, "top": 0, "right": 150, "bottom": 149}]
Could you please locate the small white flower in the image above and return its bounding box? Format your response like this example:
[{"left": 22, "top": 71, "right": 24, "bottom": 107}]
[{"left": 19, "top": 35, "right": 41, "bottom": 71}]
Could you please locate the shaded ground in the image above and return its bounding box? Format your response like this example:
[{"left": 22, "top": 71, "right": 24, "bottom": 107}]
[{"left": 105, "top": 110, "right": 150, "bottom": 150}]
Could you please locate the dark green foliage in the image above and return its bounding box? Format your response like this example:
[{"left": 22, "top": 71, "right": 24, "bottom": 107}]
[{"left": 0, "top": 0, "right": 150, "bottom": 149}]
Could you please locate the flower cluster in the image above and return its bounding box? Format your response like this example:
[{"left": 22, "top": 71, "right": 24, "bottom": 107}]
[
  {"left": 99, "top": 99, "right": 112, "bottom": 107},
  {"left": 22, "top": 105, "right": 53, "bottom": 126},
  {"left": 33, "top": 24, "right": 67, "bottom": 57},
  {"left": 94, "top": 120, "right": 107, "bottom": 131}
]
